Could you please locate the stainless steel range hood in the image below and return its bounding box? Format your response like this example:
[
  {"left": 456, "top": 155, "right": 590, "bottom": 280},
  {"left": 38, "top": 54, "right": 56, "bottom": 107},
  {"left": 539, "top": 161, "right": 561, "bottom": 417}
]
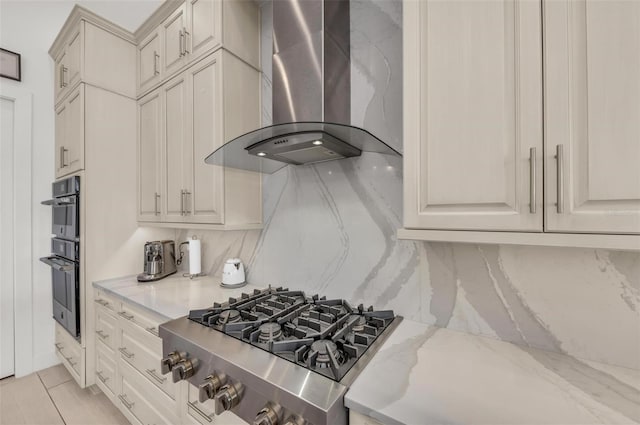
[{"left": 205, "top": 0, "right": 401, "bottom": 174}]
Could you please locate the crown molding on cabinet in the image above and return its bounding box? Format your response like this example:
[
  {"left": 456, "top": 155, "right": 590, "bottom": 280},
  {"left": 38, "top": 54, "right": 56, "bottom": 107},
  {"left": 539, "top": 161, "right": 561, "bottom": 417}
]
[
  {"left": 397, "top": 229, "right": 640, "bottom": 252},
  {"left": 49, "top": 5, "right": 135, "bottom": 58},
  {"left": 133, "top": 0, "right": 184, "bottom": 43}
]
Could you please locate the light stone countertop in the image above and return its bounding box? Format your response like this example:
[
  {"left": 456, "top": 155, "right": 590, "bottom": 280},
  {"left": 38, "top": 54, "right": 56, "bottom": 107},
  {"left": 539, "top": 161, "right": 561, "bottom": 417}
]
[
  {"left": 93, "top": 275, "right": 640, "bottom": 425},
  {"left": 93, "top": 274, "right": 265, "bottom": 321},
  {"left": 345, "top": 319, "right": 640, "bottom": 425}
]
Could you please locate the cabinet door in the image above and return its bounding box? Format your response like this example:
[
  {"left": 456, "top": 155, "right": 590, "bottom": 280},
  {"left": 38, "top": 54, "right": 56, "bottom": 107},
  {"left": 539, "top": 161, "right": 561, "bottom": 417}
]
[
  {"left": 65, "top": 85, "right": 84, "bottom": 175},
  {"left": 162, "top": 5, "right": 187, "bottom": 77},
  {"left": 54, "top": 103, "right": 67, "bottom": 178},
  {"left": 138, "top": 30, "right": 161, "bottom": 95},
  {"left": 65, "top": 24, "right": 82, "bottom": 89},
  {"left": 163, "top": 74, "right": 189, "bottom": 222},
  {"left": 187, "top": 0, "right": 222, "bottom": 60},
  {"left": 138, "top": 89, "right": 163, "bottom": 221},
  {"left": 544, "top": 0, "right": 640, "bottom": 234},
  {"left": 403, "top": 0, "right": 543, "bottom": 231},
  {"left": 186, "top": 53, "right": 224, "bottom": 223}
]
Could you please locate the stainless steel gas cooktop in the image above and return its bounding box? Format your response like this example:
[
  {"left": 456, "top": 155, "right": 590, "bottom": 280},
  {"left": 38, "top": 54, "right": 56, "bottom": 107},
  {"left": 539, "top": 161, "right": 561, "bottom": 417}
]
[{"left": 159, "top": 286, "right": 401, "bottom": 425}]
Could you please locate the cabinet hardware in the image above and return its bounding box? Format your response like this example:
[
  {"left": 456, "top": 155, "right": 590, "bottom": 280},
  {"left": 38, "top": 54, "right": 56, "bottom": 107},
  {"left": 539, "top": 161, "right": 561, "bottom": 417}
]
[
  {"left": 55, "top": 342, "right": 64, "bottom": 350},
  {"left": 153, "top": 51, "right": 160, "bottom": 76},
  {"left": 180, "top": 189, "right": 185, "bottom": 216},
  {"left": 183, "top": 27, "right": 190, "bottom": 54},
  {"left": 118, "top": 347, "right": 135, "bottom": 359},
  {"left": 154, "top": 192, "right": 160, "bottom": 215},
  {"left": 118, "top": 394, "right": 135, "bottom": 410},
  {"left": 64, "top": 355, "right": 77, "bottom": 366},
  {"left": 59, "top": 146, "right": 69, "bottom": 169},
  {"left": 59, "top": 64, "right": 64, "bottom": 88},
  {"left": 529, "top": 147, "right": 536, "bottom": 214},
  {"left": 117, "top": 311, "right": 134, "bottom": 320},
  {"left": 146, "top": 326, "right": 159, "bottom": 337},
  {"left": 145, "top": 368, "right": 167, "bottom": 384},
  {"left": 96, "top": 371, "right": 109, "bottom": 383},
  {"left": 188, "top": 401, "right": 213, "bottom": 422},
  {"left": 61, "top": 65, "right": 68, "bottom": 87},
  {"left": 95, "top": 298, "right": 108, "bottom": 307},
  {"left": 96, "top": 330, "right": 109, "bottom": 340},
  {"left": 179, "top": 29, "right": 184, "bottom": 56},
  {"left": 184, "top": 190, "right": 191, "bottom": 214},
  {"left": 555, "top": 144, "right": 564, "bottom": 213}
]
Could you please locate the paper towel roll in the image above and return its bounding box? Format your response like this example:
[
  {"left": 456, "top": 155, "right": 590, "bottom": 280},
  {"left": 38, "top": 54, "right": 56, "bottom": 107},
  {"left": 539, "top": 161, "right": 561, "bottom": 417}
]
[{"left": 188, "top": 238, "right": 201, "bottom": 276}]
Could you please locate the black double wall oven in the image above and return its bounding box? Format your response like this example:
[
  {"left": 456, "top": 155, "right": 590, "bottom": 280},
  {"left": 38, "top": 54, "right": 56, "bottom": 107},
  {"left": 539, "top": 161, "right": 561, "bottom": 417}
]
[{"left": 40, "top": 176, "right": 80, "bottom": 340}]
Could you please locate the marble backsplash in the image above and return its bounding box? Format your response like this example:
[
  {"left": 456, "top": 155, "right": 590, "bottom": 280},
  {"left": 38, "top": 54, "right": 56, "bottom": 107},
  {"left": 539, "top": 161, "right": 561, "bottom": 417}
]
[{"left": 173, "top": 0, "right": 639, "bottom": 372}]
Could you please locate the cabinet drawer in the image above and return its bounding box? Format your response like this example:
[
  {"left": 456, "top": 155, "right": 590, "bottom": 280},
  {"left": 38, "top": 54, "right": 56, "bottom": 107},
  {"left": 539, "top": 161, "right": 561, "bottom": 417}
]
[
  {"left": 96, "top": 343, "right": 117, "bottom": 397},
  {"left": 118, "top": 360, "right": 178, "bottom": 425},
  {"left": 118, "top": 321, "right": 176, "bottom": 402},
  {"left": 94, "top": 289, "right": 120, "bottom": 314},
  {"left": 95, "top": 306, "right": 118, "bottom": 352},
  {"left": 117, "top": 300, "right": 164, "bottom": 338},
  {"left": 54, "top": 322, "right": 83, "bottom": 378},
  {"left": 186, "top": 383, "right": 246, "bottom": 425}
]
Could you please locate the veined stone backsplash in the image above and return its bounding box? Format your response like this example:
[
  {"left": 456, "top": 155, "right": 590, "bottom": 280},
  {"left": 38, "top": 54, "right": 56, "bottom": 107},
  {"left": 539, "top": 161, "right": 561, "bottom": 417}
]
[{"left": 178, "top": 0, "right": 639, "bottom": 372}]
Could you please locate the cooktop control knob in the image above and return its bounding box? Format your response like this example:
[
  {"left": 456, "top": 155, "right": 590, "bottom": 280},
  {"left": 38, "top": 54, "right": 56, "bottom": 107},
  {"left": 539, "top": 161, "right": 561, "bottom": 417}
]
[
  {"left": 160, "top": 351, "right": 186, "bottom": 375},
  {"left": 171, "top": 358, "right": 198, "bottom": 383},
  {"left": 214, "top": 382, "right": 244, "bottom": 415},
  {"left": 198, "top": 372, "right": 227, "bottom": 403},
  {"left": 281, "top": 415, "right": 305, "bottom": 425},
  {"left": 253, "top": 402, "right": 283, "bottom": 425}
]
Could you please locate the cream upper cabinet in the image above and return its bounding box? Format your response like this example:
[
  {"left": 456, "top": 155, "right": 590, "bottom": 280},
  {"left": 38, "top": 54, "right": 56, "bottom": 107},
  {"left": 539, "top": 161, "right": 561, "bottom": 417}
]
[
  {"left": 544, "top": 0, "right": 640, "bottom": 235},
  {"left": 51, "top": 19, "right": 136, "bottom": 105},
  {"left": 55, "top": 84, "right": 85, "bottom": 179},
  {"left": 138, "top": 89, "right": 163, "bottom": 221},
  {"left": 187, "top": 0, "right": 222, "bottom": 60},
  {"left": 403, "top": 0, "right": 543, "bottom": 232},
  {"left": 163, "top": 73, "right": 190, "bottom": 222},
  {"left": 138, "top": 30, "right": 162, "bottom": 95},
  {"left": 162, "top": 5, "right": 188, "bottom": 77},
  {"left": 187, "top": 54, "right": 223, "bottom": 224}
]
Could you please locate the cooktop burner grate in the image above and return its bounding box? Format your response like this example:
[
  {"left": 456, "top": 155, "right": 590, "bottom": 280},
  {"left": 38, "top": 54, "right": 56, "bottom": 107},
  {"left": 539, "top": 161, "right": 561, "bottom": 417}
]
[{"left": 188, "top": 286, "right": 396, "bottom": 382}]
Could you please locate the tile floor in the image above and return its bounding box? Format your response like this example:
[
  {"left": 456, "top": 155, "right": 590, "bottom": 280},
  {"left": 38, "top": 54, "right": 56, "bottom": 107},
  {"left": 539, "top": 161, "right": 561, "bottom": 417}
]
[{"left": 0, "top": 364, "right": 129, "bottom": 425}]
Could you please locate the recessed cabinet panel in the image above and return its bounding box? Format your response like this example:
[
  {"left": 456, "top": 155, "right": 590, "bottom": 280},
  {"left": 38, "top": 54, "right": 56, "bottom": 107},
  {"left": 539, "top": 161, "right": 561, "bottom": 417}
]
[
  {"left": 138, "top": 31, "right": 161, "bottom": 94},
  {"left": 65, "top": 86, "right": 84, "bottom": 173},
  {"left": 163, "top": 5, "right": 187, "bottom": 76},
  {"left": 404, "top": 0, "right": 543, "bottom": 231},
  {"left": 544, "top": 0, "right": 640, "bottom": 234},
  {"left": 189, "top": 55, "right": 223, "bottom": 223},
  {"left": 66, "top": 26, "right": 82, "bottom": 89},
  {"left": 164, "top": 75, "right": 188, "bottom": 222},
  {"left": 188, "top": 0, "right": 221, "bottom": 59},
  {"left": 138, "top": 90, "right": 163, "bottom": 221},
  {"left": 55, "top": 103, "right": 67, "bottom": 177}
]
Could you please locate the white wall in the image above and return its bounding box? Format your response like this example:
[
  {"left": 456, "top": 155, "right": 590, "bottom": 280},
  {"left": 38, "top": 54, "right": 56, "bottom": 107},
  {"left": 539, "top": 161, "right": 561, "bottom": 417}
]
[{"left": 0, "top": 0, "right": 159, "bottom": 374}]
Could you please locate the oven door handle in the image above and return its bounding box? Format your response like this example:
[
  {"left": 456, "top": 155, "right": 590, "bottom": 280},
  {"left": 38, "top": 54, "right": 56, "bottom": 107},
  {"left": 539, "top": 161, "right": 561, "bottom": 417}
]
[
  {"left": 40, "top": 256, "right": 75, "bottom": 272},
  {"left": 41, "top": 197, "right": 76, "bottom": 206}
]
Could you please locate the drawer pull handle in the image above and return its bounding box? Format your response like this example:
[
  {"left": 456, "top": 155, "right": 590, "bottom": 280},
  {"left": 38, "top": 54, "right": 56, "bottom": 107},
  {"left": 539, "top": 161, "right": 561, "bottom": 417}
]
[
  {"left": 64, "top": 356, "right": 77, "bottom": 366},
  {"left": 95, "top": 299, "right": 110, "bottom": 308},
  {"left": 96, "top": 330, "right": 109, "bottom": 340},
  {"left": 146, "top": 326, "right": 159, "bottom": 337},
  {"left": 55, "top": 343, "right": 64, "bottom": 350},
  {"left": 96, "top": 371, "right": 109, "bottom": 383},
  {"left": 145, "top": 368, "right": 167, "bottom": 384},
  {"left": 118, "top": 347, "right": 135, "bottom": 359},
  {"left": 188, "top": 401, "right": 213, "bottom": 423},
  {"left": 118, "top": 394, "right": 135, "bottom": 410},
  {"left": 118, "top": 311, "right": 134, "bottom": 321},
  {"left": 555, "top": 144, "right": 565, "bottom": 213}
]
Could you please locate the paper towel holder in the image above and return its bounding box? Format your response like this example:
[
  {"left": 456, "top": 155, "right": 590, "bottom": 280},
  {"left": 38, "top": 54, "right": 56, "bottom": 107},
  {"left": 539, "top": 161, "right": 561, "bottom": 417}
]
[{"left": 177, "top": 236, "right": 206, "bottom": 279}]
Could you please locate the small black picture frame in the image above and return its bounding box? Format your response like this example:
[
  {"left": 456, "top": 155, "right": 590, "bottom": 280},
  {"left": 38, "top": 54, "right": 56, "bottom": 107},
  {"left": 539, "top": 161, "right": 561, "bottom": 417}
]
[{"left": 0, "top": 48, "right": 21, "bottom": 81}]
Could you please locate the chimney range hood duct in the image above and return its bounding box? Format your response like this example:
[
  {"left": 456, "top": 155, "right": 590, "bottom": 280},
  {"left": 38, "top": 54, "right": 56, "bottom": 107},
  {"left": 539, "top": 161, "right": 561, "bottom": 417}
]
[{"left": 205, "top": 0, "right": 401, "bottom": 174}]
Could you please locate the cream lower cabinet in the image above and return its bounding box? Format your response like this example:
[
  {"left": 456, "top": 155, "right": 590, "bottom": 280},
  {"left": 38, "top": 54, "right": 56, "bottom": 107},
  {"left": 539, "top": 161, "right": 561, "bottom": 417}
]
[
  {"left": 94, "top": 294, "right": 245, "bottom": 424},
  {"left": 402, "top": 0, "right": 640, "bottom": 246},
  {"left": 55, "top": 322, "right": 85, "bottom": 386},
  {"left": 138, "top": 49, "right": 262, "bottom": 228}
]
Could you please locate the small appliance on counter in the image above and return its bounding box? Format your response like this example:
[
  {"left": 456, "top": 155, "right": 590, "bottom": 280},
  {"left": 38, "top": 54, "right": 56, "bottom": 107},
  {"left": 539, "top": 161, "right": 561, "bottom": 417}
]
[
  {"left": 137, "top": 240, "right": 177, "bottom": 282},
  {"left": 221, "top": 258, "right": 246, "bottom": 287}
]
